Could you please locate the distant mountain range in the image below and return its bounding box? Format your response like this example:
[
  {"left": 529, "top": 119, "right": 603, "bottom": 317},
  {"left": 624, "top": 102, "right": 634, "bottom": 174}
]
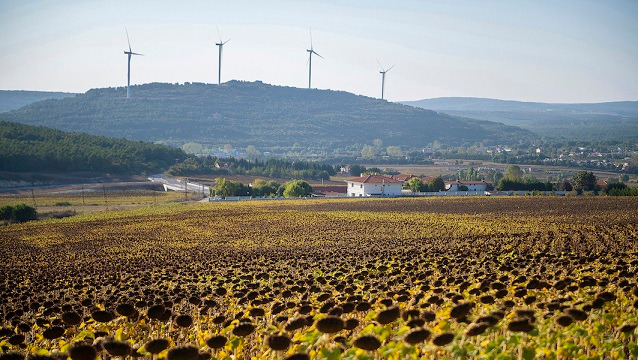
[
  {"left": 402, "top": 97, "right": 638, "bottom": 141},
  {"left": 0, "top": 81, "right": 532, "bottom": 150},
  {"left": 0, "top": 90, "right": 76, "bottom": 113}
]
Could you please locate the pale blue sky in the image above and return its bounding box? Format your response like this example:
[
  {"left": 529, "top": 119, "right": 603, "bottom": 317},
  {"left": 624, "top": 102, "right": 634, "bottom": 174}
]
[{"left": 0, "top": 0, "right": 637, "bottom": 102}]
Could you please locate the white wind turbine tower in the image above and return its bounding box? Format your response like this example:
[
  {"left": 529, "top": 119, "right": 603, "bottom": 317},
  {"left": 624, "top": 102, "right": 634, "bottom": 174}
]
[
  {"left": 215, "top": 27, "right": 230, "bottom": 85},
  {"left": 377, "top": 60, "right": 394, "bottom": 100},
  {"left": 123, "top": 27, "right": 143, "bottom": 98},
  {"left": 306, "top": 29, "right": 323, "bottom": 89}
]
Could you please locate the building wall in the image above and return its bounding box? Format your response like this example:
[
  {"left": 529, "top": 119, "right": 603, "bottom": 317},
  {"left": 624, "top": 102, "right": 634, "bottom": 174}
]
[
  {"left": 447, "top": 183, "right": 488, "bottom": 192},
  {"left": 347, "top": 182, "right": 403, "bottom": 197}
]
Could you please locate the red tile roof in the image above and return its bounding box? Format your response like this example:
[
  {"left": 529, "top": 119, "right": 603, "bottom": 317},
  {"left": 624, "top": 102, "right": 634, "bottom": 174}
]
[
  {"left": 391, "top": 174, "right": 416, "bottom": 181},
  {"left": 346, "top": 174, "right": 404, "bottom": 184}
]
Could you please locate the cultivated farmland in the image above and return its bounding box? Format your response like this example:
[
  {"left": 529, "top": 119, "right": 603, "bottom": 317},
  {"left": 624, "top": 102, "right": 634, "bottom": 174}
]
[{"left": 1, "top": 197, "right": 637, "bottom": 360}]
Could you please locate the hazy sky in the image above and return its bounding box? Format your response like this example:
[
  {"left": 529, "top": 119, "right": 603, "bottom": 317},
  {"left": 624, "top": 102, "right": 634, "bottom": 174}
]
[{"left": 1, "top": 0, "right": 637, "bottom": 102}]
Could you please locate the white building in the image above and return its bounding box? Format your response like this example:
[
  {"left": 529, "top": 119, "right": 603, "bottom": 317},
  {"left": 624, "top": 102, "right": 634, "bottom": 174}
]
[
  {"left": 445, "top": 180, "right": 493, "bottom": 192},
  {"left": 346, "top": 175, "right": 404, "bottom": 197}
]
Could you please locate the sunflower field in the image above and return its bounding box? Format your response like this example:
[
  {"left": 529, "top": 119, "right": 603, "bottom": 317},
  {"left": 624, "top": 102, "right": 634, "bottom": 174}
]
[{"left": 1, "top": 197, "right": 637, "bottom": 360}]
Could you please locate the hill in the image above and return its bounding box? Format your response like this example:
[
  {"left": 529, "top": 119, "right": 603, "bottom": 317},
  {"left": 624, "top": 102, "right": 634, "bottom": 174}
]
[
  {"left": 402, "top": 97, "right": 638, "bottom": 141},
  {"left": 0, "top": 90, "right": 76, "bottom": 113},
  {"left": 0, "top": 121, "right": 186, "bottom": 174},
  {"left": 0, "top": 82, "right": 533, "bottom": 151}
]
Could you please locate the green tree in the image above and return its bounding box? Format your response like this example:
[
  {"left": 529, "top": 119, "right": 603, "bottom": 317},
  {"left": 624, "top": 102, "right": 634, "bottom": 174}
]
[
  {"left": 603, "top": 182, "right": 626, "bottom": 195},
  {"left": 406, "top": 177, "right": 427, "bottom": 192},
  {"left": 361, "top": 145, "right": 376, "bottom": 159},
  {"left": 572, "top": 171, "right": 597, "bottom": 193},
  {"left": 213, "top": 177, "right": 240, "bottom": 197},
  {"left": 427, "top": 176, "right": 446, "bottom": 192},
  {"left": 252, "top": 179, "right": 280, "bottom": 197},
  {"left": 245, "top": 145, "right": 261, "bottom": 161},
  {"left": 349, "top": 164, "right": 366, "bottom": 177},
  {"left": 181, "top": 142, "right": 206, "bottom": 155},
  {"left": 372, "top": 138, "right": 383, "bottom": 149},
  {"left": 386, "top": 146, "right": 402, "bottom": 157},
  {"left": 282, "top": 180, "right": 313, "bottom": 198},
  {"left": 0, "top": 205, "right": 14, "bottom": 221},
  {"left": 504, "top": 165, "right": 524, "bottom": 181},
  {"left": 620, "top": 174, "right": 630, "bottom": 183},
  {"left": 11, "top": 204, "right": 37, "bottom": 223}
]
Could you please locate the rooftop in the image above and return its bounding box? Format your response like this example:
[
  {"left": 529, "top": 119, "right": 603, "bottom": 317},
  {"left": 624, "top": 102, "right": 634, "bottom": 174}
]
[{"left": 346, "top": 174, "right": 404, "bottom": 184}]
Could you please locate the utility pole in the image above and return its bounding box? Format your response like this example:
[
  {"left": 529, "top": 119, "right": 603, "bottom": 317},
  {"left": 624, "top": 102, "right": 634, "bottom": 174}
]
[
  {"left": 184, "top": 178, "right": 188, "bottom": 201},
  {"left": 31, "top": 187, "right": 36, "bottom": 208},
  {"left": 81, "top": 185, "right": 85, "bottom": 205}
]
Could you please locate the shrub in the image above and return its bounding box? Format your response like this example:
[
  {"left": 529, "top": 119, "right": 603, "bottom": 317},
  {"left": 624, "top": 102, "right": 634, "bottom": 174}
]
[
  {"left": 1, "top": 204, "right": 37, "bottom": 223},
  {"left": 12, "top": 204, "right": 38, "bottom": 222}
]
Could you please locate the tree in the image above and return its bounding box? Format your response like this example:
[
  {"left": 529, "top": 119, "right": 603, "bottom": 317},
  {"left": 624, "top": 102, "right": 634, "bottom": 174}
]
[
  {"left": 603, "top": 182, "right": 626, "bottom": 195},
  {"left": 0, "top": 205, "right": 14, "bottom": 221},
  {"left": 349, "top": 164, "right": 366, "bottom": 177},
  {"left": 213, "top": 178, "right": 240, "bottom": 197},
  {"left": 252, "top": 179, "right": 280, "bottom": 197},
  {"left": 427, "top": 176, "right": 446, "bottom": 192},
  {"left": 224, "top": 144, "right": 234, "bottom": 156},
  {"left": 406, "top": 177, "right": 427, "bottom": 192},
  {"left": 372, "top": 139, "right": 383, "bottom": 149},
  {"left": 559, "top": 180, "right": 573, "bottom": 191},
  {"left": 504, "top": 165, "right": 524, "bottom": 181},
  {"left": 181, "top": 142, "right": 206, "bottom": 155},
  {"left": 10, "top": 204, "right": 37, "bottom": 223},
  {"left": 620, "top": 174, "right": 630, "bottom": 183},
  {"left": 283, "top": 180, "right": 313, "bottom": 198},
  {"left": 572, "top": 171, "right": 597, "bottom": 193},
  {"left": 386, "top": 146, "right": 402, "bottom": 157},
  {"left": 245, "top": 145, "right": 260, "bottom": 161},
  {"left": 361, "top": 145, "right": 376, "bottom": 159}
]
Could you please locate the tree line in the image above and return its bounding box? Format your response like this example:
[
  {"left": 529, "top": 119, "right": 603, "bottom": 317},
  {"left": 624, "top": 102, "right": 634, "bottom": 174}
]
[
  {"left": 0, "top": 121, "right": 186, "bottom": 174},
  {"left": 168, "top": 156, "right": 337, "bottom": 180},
  {"left": 211, "top": 178, "right": 313, "bottom": 198}
]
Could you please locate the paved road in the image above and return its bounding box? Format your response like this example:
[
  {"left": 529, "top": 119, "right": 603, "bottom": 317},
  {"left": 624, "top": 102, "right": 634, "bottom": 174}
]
[{"left": 148, "top": 174, "right": 210, "bottom": 196}]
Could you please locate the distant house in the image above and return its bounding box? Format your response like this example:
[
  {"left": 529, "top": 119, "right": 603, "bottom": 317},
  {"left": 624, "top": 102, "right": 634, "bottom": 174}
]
[
  {"left": 346, "top": 175, "right": 403, "bottom": 197},
  {"left": 337, "top": 165, "right": 351, "bottom": 176},
  {"left": 446, "top": 180, "right": 493, "bottom": 192},
  {"left": 391, "top": 174, "right": 417, "bottom": 182}
]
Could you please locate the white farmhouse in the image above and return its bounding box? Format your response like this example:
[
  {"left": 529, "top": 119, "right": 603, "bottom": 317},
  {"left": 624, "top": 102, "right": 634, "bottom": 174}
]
[
  {"left": 346, "top": 175, "right": 404, "bottom": 197},
  {"left": 445, "top": 180, "right": 493, "bottom": 192}
]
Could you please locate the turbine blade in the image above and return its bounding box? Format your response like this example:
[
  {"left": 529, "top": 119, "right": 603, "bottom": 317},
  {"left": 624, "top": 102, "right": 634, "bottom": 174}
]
[
  {"left": 216, "top": 26, "right": 222, "bottom": 43},
  {"left": 125, "top": 27, "right": 131, "bottom": 52},
  {"left": 313, "top": 51, "right": 323, "bottom": 59},
  {"left": 376, "top": 59, "right": 385, "bottom": 72},
  {"left": 387, "top": 65, "right": 395, "bottom": 72},
  {"left": 310, "top": 28, "right": 313, "bottom": 50},
  {"left": 131, "top": 52, "right": 143, "bottom": 56},
  {"left": 223, "top": 38, "right": 230, "bottom": 45}
]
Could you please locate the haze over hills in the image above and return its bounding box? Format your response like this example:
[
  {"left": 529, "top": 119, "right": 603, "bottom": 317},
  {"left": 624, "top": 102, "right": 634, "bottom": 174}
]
[
  {"left": 0, "top": 81, "right": 533, "bottom": 151},
  {"left": 403, "top": 97, "right": 638, "bottom": 141},
  {"left": 0, "top": 90, "right": 76, "bottom": 113}
]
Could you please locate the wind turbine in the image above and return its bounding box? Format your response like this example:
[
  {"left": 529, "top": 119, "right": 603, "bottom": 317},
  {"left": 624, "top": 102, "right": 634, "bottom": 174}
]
[
  {"left": 124, "top": 27, "right": 143, "bottom": 98},
  {"left": 377, "top": 60, "right": 394, "bottom": 100},
  {"left": 215, "top": 27, "right": 230, "bottom": 85},
  {"left": 306, "top": 29, "right": 323, "bottom": 89}
]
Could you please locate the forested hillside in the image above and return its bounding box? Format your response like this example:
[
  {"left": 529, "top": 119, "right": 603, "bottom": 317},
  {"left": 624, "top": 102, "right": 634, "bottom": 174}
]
[
  {"left": 403, "top": 97, "right": 638, "bottom": 141},
  {"left": 0, "top": 81, "right": 533, "bottom": 151},
  {"left": 0, "top": 90, "right": 75, "bottom": 113},
  {"left": 0, "top": 121, "right": 186, "bottom": 174}
]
